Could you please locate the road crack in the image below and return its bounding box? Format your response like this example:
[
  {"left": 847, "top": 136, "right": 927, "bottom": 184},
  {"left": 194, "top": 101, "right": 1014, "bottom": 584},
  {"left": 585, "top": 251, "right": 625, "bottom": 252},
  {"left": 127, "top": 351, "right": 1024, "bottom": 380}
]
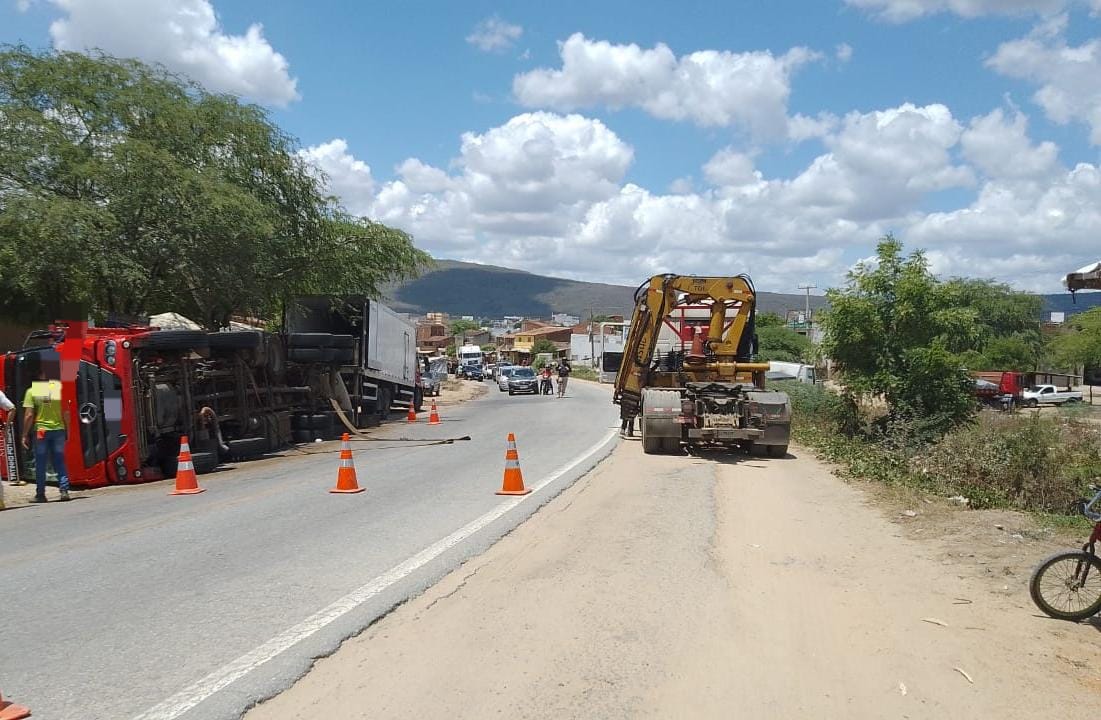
[{"left": 420, "top": 563, "right": 485, "bottom": 614}]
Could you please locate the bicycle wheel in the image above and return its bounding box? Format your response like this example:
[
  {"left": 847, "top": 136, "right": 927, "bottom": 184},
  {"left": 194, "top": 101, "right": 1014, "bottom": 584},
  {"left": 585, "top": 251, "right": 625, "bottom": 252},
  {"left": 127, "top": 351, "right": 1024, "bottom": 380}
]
[{"left": 1029, "top": 551, "right": 1101, "bottom": 621}]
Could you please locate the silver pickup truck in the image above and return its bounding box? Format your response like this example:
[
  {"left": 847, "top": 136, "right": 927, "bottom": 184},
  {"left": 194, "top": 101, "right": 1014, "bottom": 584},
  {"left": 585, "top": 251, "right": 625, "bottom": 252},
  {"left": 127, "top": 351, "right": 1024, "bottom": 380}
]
[{"left": 1021, "top": 384, "right": 1084, "bottom": 407}]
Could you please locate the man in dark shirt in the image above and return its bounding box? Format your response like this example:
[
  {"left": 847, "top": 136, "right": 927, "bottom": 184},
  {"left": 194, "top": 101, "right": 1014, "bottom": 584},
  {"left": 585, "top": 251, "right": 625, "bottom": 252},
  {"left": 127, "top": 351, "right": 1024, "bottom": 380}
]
[{"left": 555, "top": 360, "right": 571, "bottom": 398}]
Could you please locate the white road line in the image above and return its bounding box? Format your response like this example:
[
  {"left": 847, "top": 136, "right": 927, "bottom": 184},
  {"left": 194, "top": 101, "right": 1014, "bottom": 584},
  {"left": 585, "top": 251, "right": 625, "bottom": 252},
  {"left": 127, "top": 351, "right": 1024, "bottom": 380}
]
[{"left": 132, "top": 430, "right": 618, "bottom": 720}]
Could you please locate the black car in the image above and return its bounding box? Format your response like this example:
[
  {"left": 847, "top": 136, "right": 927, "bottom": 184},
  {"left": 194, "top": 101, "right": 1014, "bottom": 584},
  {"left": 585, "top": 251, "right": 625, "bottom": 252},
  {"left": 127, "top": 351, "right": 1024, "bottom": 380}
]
[
  {"left": 508, "top": 367, "right": 539, "bottom": 395},
  {"left": 463, "top": 366, "right": 485, "bottom": 381}
]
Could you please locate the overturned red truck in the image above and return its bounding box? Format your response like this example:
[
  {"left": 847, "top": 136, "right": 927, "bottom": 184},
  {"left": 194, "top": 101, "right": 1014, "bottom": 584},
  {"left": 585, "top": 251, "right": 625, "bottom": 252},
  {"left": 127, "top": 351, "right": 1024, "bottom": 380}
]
[{"left": 0, "top": 297, "right": 423, "bottom": 488}]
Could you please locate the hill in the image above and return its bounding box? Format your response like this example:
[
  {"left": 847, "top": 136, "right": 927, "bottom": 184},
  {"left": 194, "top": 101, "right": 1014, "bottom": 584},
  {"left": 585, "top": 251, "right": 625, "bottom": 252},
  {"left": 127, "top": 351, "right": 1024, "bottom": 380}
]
[
  {"left": 1040, "top": 291, "right": 1101, "bottom": 318},
  {"left": 380, "top": 260, "right": 829, "bottom": 319}
]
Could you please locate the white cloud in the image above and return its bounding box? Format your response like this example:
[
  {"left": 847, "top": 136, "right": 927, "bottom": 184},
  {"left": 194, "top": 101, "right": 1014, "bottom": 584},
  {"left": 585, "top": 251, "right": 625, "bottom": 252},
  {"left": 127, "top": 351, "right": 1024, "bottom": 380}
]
[
  {"left": 298, "top": 139, "right": 375, "bottom": 216},
  {"left": 845, "top": 0, "right": 1097, "bottom": 21},
  {"left": 466, "top": 16, "right": 523, "bottom": 53},
  {"left": 836, "top": 43, "right": 854, "bottom": 62},
  {"left": 513, "top": 33, "right": 822, "bottom": 139},
  {"left": 46, "top": 0, "right": 298, "bottom": 106},
  {"left": 988, "top": 29, "right": 1101, "bottom": 145},
  {"left": 16, "top": 0, "right": 33, "bottom": 11},
  {"left": 960, "top": 108, "right": 1059, "bottom": 178},
  {"left": 310, "top": 103, "right": 1096, "bottom": 292}
]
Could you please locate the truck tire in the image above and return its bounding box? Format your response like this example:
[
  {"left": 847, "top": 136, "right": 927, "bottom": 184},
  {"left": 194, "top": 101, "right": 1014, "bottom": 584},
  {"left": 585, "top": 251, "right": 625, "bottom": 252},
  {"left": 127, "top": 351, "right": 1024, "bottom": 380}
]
[
  {"left": 1027, "top": 398, "right": 1039, "bottom": 408},
  {"left": 326, "top": 348, "right": 354, "bottom": 365},
  {"left": 378, "top": 387, "right": 392, "bottom": 416},
  {"left": 767, "top": 444, "right": 788, "bottom": 458},
  {"left": 288, "top": 333, "right": 333, "bottom": 348},
  {"left": 414, "top": 387, "right": 424, "bottom": 413},
  {"left": 329, "top": 334, "right": 355, "bottom": 348},
  {"left": 291, "top": 429, "right": 316, "bottom": 444},
  {"left": 207, "top": 331, "right": 262, "bottom": 350},
  {"left": 1066, "top": 397, "right": 1081, "bottom": 404},
  {"left": 288, "top": 347, "right": 324, "bottom": 363},
  {"left": 191, "top": 452, "right": 219, "bottom": 475},
  {"left": 135, "top": 330, "right": 209, "bottom": 352},
  {"left": 641, "top": 420, "right": 661, "bottom": 454},
  {"left": 226, "top": 437, "right": 268, "bottom": 459},
  {"left": 305, "top": 413, "right": 332, "bottom": 431}
]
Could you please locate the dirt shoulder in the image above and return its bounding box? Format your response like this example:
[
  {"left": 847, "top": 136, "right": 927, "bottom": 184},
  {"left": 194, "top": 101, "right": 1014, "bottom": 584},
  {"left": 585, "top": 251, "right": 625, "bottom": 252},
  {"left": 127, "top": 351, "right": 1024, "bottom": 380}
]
[{"left": 246, "top": 441, "right": 1099, "bottom": 720}]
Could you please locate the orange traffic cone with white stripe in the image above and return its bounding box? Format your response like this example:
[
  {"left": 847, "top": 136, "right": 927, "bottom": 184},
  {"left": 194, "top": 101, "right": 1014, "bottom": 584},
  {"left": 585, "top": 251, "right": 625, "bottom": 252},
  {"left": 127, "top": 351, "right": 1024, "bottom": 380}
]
[
  {"left": 170, "top": 436, "right": 205, "bottom": 495},
  {"left": 428, "top": 401, "right": 441, "bottom": 426},
  {"left": 330, "top": 433, "right": 365, "bottom": 494},
  {"left": 496, "top": 433, "right": 531, "bottom": 496},
  {"left": 407, "top": 403, "right": 417, "bottom": 423},
  {"left": 0, "top": 689, "right": 31, "bottom": 720}
]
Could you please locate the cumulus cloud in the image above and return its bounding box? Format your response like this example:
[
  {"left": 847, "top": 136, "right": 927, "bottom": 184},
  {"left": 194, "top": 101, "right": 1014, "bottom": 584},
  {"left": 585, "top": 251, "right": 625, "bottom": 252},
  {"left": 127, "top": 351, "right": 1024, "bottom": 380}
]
[
  {"left": 845, "top": 0, "right": 1096, "bottom": 21},
  {"left": 960, "top": 108, "right": 1059, "bottom": 178},
  {"left": 836, "top": 43, "right": 854, "bottom": 62},
  {"left": 466, "top": 16, "right": 523, "bottom": 53},
  {"left": 513, "top": 33, "right": 822, "bottom": 140},
  {"left": 988, "top": 27, "right": 1101, "bottom": 145},
  {"left": 308, "top": 103, "right": 1094, "bottom": 292},
  {"left": 46, "top": 0, "right": 299, "bottom": 106},
  {"left": 298, "top": 139, "right": 375, "bottom": 216}
]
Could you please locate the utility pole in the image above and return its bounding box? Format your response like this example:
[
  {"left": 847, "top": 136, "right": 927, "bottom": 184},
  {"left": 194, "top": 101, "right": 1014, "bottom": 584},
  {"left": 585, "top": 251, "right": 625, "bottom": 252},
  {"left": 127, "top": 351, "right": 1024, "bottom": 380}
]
[
  {"left": 797, "top": 284, "right": 817, "bottom": 328},
  {"left": 589, "top": 306, "right": 595, "bottom": 368}
]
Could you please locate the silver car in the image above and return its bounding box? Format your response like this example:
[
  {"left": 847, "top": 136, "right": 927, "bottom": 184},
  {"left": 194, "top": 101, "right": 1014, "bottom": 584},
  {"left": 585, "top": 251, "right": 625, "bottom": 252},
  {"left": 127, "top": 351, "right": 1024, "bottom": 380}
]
[{"left": 496, "top": 365, "right": 516, "bottom": 392}]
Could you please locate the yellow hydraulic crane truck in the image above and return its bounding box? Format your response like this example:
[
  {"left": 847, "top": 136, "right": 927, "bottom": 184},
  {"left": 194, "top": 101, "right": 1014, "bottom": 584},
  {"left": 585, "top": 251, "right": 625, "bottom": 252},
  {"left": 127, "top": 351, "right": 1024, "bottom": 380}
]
[{"left": 613, "top": 274, "right": 792, "bottom": 456}]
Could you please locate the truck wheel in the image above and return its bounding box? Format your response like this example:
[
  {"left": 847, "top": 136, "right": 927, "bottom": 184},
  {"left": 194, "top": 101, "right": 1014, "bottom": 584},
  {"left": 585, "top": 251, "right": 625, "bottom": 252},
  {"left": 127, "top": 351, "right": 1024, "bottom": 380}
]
[
  {"left": 191, "top": 452, "right": 220, "bottom": 475},
  {"left": 305, "top": 413, "right": 332, "bottom": 431},
  {"left": 414, "top": 387, "right": 424, "bottom": 413},
  {"left": 641, "top": 421, "right": 661, "bottom": 454},
  {"left": 288, "top": 333, "right": 333, "bottom": 348},
  {"left": 226, "top": 437, "right": 268, "bottom": 459},
  {"left": 292, "top": 429, "right": 315, "bottom": 444},
  {"left": 1027, "top": 398, "right": 1039, "bottom": 408},
  {"left": 1066, "top": 397, "right": 1081, "bottom": 404},
  {"left": 767, "top": 444, "right": 788, "bottom": 458},
  {"left": 288, "top": 347, "right": 324, "bottom": 363},
  {"left": 134, "top": 330, "right": 209, "bottom": 352},
  {"left": 378, "top": 388, "right": 392, "bottom": 416},
  {"left": 207, "top": 331, "right": 262, "bottom": 350},
  {"left": 329, "top": 334, "right": 355, "bottom": 348}
]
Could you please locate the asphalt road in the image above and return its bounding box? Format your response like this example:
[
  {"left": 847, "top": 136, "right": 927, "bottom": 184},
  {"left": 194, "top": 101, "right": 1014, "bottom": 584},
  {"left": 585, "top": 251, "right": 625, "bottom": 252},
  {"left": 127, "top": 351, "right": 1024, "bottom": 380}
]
[{"left": 0, "top": 378, "right": 618, "bottom": 720}]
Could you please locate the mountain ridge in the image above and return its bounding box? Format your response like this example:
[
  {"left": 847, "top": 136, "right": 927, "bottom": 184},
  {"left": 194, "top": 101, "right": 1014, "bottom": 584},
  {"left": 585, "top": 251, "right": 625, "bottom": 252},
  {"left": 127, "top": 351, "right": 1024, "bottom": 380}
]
[{"left": 380, "top": 259, "right": 829, "bottom": 319}]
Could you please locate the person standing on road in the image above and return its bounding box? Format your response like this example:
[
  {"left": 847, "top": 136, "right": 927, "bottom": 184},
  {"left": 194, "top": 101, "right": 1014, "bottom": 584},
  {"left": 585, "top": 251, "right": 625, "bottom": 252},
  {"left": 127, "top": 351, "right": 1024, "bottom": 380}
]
[
  {"left": 555, "top": 359, "right": 571, "bottom": 398},
  {"left": 22, "top": 367, "right": 70, "bottom": 502},
  {"left": 619, "top": 408, "right": 635, "bottom": 437},
  {"left": 541, "top": 365, "right": 553, "bottom": 395}
]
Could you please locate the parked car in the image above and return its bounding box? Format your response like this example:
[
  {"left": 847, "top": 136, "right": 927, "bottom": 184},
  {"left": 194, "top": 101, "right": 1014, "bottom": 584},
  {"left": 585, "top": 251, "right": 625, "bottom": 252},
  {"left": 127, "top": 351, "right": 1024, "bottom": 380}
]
[
  {"left": 485, "top": 363, "right": 498, "bottom": 379},
  {"left": 1021, "top": 384, "right": 1083, "bottom": 407},
  {"left": 463, "top": 365, "right": 484, "bottom": 381},
  {"left": 419, "top": 370, "right": 444, "bottom": 397},
  {"left": 496, "top": 365, "right": 516, "bottom": 392},
  {"left": 508, "top": 366, "right": 539, "bottom": 395}
]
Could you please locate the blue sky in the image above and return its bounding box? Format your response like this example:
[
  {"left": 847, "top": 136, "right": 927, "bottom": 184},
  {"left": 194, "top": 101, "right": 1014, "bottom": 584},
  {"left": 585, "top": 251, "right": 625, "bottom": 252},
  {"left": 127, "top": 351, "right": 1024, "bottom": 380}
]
[{"left": 3, "top": 0, "right": 1101, "bottom": 294}]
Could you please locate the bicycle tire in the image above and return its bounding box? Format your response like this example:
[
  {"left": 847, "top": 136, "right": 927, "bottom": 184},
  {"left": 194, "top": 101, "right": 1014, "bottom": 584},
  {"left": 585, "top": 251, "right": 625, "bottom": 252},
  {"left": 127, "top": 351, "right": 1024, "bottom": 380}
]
[{"left": 1029, "top": 551, "right": 1101, "bottom": 621}]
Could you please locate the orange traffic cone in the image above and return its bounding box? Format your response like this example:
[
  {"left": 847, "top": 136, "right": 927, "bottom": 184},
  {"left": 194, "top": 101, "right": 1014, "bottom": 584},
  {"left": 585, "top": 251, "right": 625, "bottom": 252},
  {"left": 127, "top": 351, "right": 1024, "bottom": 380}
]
[
  {"left": 330, "top": 433, "right": 365, "bottom": 494},
  {"left": 428, "top": 401, "right": 441, "bottom": 426},
  {"left": 0, "top": 689, "right": 32, "bottom": 720},
  {"left": 496, "top": 433, "right": 531, "bottom": 496},
  {"left": 170, "top": 436, "right": 205, "bottom": 495},
  {"left": 407, "top": 403, "right": 417, "bottom": 423}
]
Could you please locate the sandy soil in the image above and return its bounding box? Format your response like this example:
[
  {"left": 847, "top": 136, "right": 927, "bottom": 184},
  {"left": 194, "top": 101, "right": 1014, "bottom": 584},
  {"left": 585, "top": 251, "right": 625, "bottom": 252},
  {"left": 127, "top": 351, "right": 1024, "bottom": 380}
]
[{"left": 246, "top": 441, "right": 1100, "bottom": 720}]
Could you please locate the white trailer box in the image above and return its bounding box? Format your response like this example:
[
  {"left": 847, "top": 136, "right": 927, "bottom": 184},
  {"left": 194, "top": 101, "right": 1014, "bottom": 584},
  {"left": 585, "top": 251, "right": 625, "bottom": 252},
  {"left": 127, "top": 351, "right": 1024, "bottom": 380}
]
[{"left": 287, "top": 297, "right": 417, "bottom": 415}]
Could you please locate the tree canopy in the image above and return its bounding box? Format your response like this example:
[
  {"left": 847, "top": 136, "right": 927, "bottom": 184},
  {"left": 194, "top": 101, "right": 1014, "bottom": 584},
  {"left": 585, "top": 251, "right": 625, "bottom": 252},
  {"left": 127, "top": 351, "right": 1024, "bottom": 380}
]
[
  {"left": 1052, "top": 307, "right": 1101, "bottom": 370},
  {"left": 756, "top": 324, "right": 813, "bottom": 362},
  {"left": 449, "top": 319, "right": 482, "bottom": 336},
  {"left": 822, "top": 237, "right": 977, "bottom": 437},
  {"left": 0, "top": 46, "right": 428, "bottom": 328}
]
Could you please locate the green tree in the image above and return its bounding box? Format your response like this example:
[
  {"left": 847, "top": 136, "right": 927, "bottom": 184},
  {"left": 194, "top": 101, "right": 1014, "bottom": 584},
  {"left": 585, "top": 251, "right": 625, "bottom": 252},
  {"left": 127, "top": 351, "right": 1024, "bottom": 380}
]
[
  {"left": 531, "top": 338, "right": 558, "bottom": 365},
  {"left": 938, "top": 278, "right": 1044, "bottom": 370},
  {"left": 449, "top": 319, "right": 481, "bottom": 336},
  {"left": 757, "top": 325, "right": 813, "bottom": 362},
  {"left": 0, "top": 46, "right": 428, "bottom": 327},
  {"left": 1052, "top": 308, "right": 1101, "bottom": 370},
  {"left": 756, "top": 312, "right": 786, "bottom": 328},
  {"left": 822, "top": 236, "right": 976, "bottom": 438}
]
